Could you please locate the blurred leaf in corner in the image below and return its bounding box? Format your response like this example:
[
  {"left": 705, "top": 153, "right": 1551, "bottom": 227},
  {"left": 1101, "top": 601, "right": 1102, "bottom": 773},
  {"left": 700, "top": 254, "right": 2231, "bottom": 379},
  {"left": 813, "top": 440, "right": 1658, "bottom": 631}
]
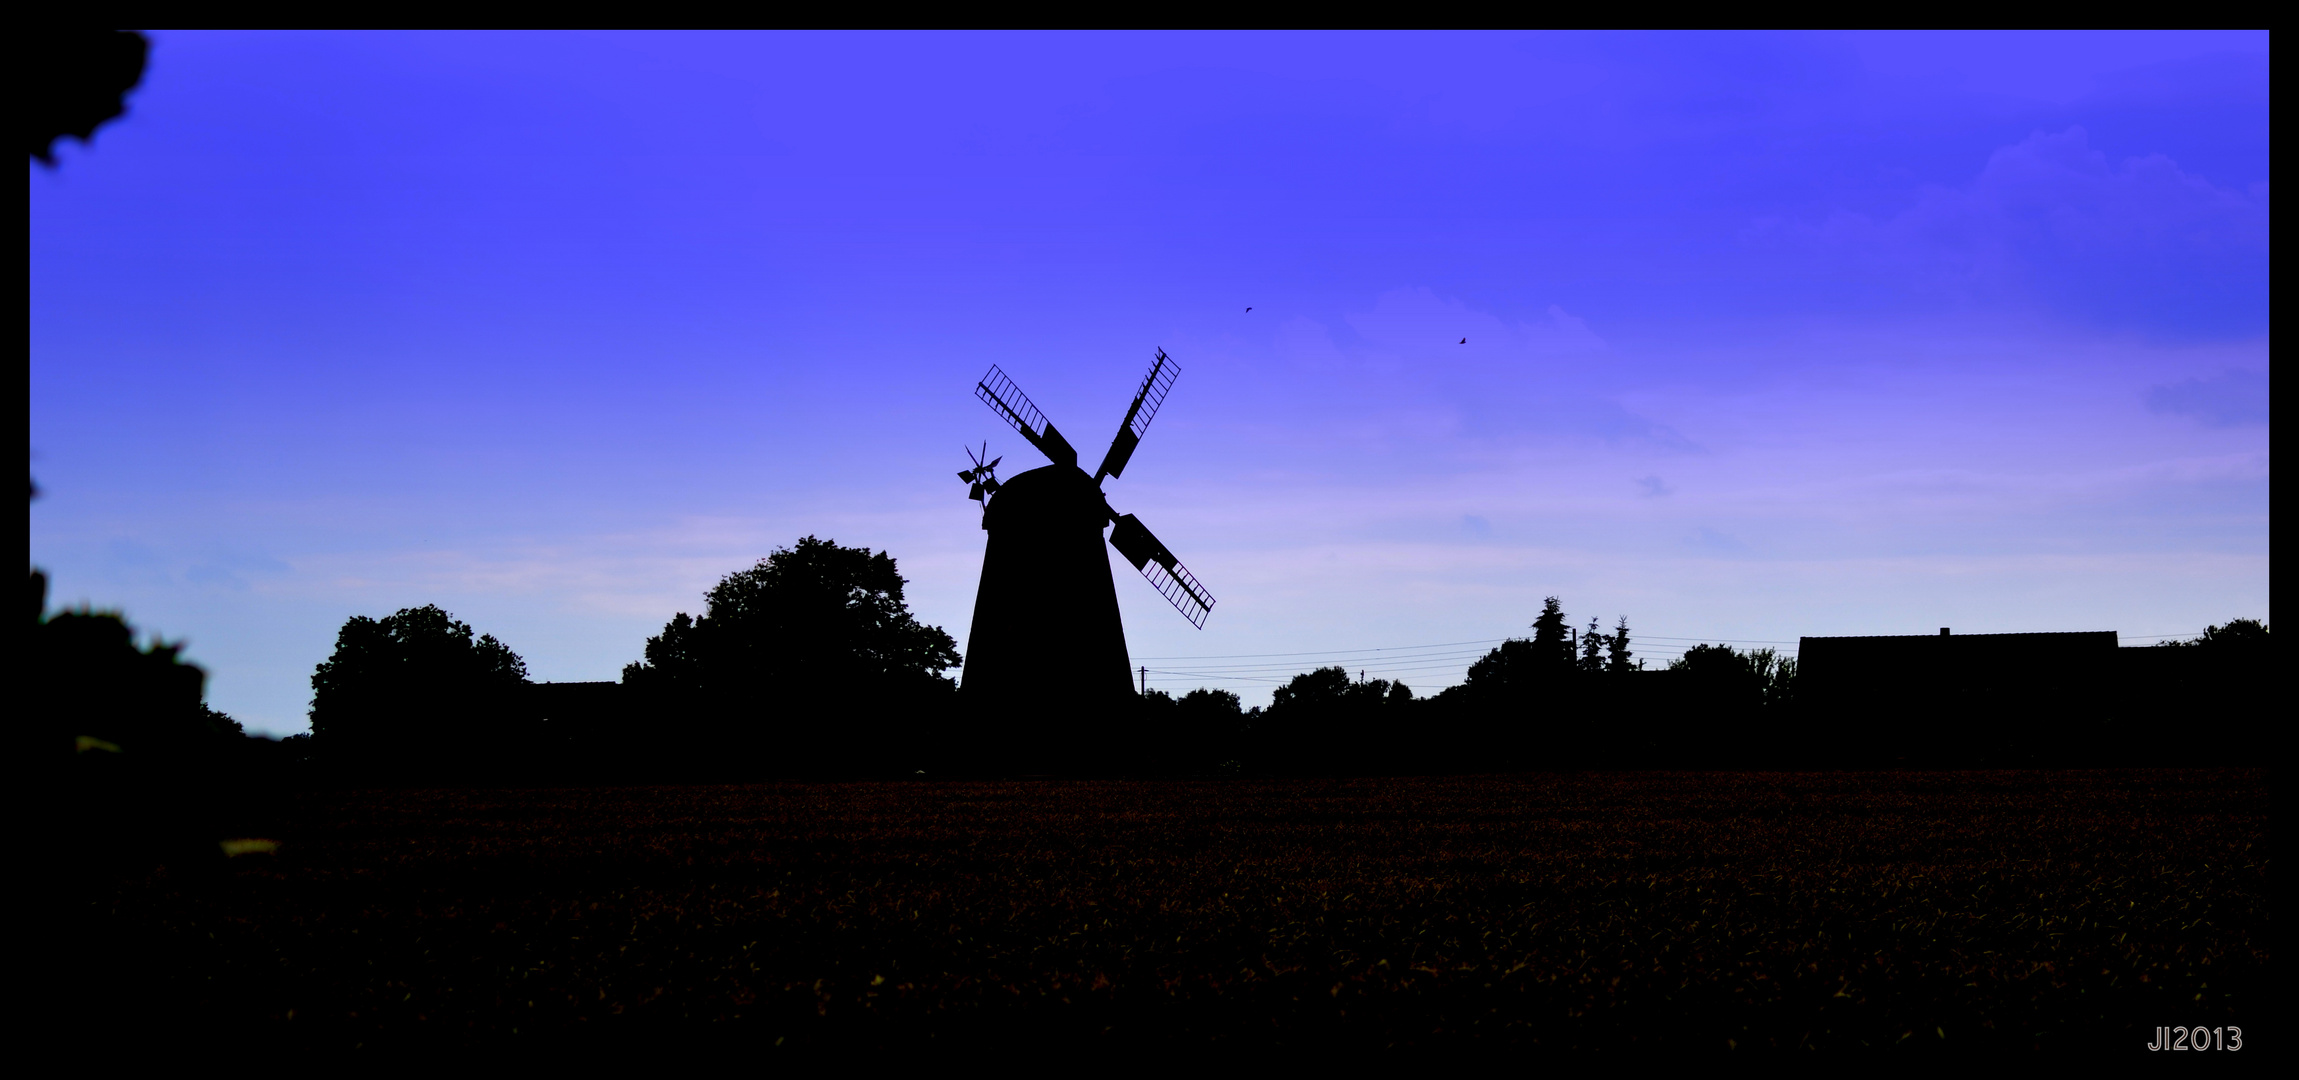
[{"left": 27, "top": 29, "right": 148, "bottom": 164}]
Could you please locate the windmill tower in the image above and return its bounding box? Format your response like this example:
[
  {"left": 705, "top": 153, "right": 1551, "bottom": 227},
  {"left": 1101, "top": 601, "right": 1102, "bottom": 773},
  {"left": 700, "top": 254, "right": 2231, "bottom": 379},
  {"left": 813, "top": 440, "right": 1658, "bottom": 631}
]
[{"left": 956, "top": 351, "right": 1216, "bottom": 767}]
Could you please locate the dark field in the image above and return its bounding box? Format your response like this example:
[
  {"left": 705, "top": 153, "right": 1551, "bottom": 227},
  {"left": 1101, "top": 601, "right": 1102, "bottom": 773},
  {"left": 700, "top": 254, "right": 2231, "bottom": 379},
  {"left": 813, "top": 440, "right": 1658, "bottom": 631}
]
[{"left": 74, "top": 770, "right": 2266, "bottom": 1054}]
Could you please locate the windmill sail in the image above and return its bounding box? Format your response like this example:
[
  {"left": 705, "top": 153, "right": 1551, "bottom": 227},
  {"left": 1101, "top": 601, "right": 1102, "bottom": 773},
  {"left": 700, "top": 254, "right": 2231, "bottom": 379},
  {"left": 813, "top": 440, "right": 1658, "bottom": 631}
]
[
  {"left": 976, "top": 366, "right": 1078, "bottom": 469},
  {"left": 1108, "top": 512, "right": 1215, "bottom": 628},
  {"left": 1094, "top": 349, "right": 1178, "bottom": 482}
]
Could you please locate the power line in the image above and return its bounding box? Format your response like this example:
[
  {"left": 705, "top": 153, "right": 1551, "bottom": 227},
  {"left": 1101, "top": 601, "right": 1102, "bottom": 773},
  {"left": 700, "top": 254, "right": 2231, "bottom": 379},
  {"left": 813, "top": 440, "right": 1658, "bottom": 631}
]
[
  {"left": 1134, "top": 628, "right": 2205, "bottom": 664},
  {"left": 1129, "top": 637, "right": 1509, "bottom": 660},
  {"left": 1145, "top": 658, "right": 1489, "bottom": 679},
  {"left": 1132, "top": 641, "right": 1770, "bottom": 673},
  {"left": 1132, "top": 635, "right": 1802, "bottom": 664},
  {"left": 1632, "top": 634, "right": 1800, "bottom": 644},
  {"left": 1130, "top": 627, "right": 2217, "bottom": 694},
  {"left": 1138, "top": 648, "right": 1497, "bottom": 672}
]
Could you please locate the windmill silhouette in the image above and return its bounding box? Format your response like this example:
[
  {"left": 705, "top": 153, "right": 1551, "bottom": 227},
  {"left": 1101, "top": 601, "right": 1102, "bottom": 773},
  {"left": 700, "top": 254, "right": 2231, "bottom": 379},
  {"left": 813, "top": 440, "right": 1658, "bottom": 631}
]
[{"left": 956, "top": 350, "right": 1215, "bottom": 766}]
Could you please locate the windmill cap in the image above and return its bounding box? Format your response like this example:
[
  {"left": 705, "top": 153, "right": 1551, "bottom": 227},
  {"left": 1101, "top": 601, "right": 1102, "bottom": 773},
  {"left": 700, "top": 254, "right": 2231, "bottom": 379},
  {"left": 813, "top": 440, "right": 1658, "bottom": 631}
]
[{"left": 981, "top": 464, "right": 1110, "bottom": 533}]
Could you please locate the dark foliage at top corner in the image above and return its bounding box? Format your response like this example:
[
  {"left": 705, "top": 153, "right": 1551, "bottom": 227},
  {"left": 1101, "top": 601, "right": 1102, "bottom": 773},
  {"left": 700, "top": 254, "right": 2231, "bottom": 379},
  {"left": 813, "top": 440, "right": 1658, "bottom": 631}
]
[{"left": 27, "top": 29, "right": 147, "bottom": 164}]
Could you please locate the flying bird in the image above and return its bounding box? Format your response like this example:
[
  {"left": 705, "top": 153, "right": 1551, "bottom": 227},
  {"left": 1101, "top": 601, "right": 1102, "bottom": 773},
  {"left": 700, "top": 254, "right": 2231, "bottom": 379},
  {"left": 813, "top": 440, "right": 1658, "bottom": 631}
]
[
  {"left": 1245, "top": 307, "right": 1253, "bottom": 313},
  {"left": 1458, "top": 337, "right": 1467, "bottom": 344}
]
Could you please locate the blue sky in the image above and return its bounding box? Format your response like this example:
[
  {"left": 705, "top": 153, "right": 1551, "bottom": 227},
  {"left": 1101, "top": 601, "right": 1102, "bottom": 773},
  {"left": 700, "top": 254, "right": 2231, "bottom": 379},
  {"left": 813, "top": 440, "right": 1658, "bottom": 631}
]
[{"left": 30, "top": 31, "right": 2269, "bottom": 733}]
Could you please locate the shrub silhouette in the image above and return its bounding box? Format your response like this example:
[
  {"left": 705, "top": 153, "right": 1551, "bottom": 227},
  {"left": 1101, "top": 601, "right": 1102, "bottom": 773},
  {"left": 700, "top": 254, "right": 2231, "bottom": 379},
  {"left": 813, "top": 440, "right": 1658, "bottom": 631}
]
[
  {"left": 621, "top": 536, "right": 960, "bottom": 776},
  {"left": 309, "top": 605, "right": 531, "bottom": 778},
  {"left": 1260, "top": 667, "right": 1416, "bottom": 774},
  {"left": 1173, "top": 688, "right": 1249, "bottom": 772},
  {"left": 30, "top": 570, "right": 258, "bottom": 870},
  {"left": 1135, "top": 688, "right": 1250, "bottom": 774},
  {"left": 30, "top": 34, "right": 275, "bottom": 870},
  {"left": 2157, "top": 618, "right": 2268, "bottom": 654},
  {"left": 1421, "top": 597, "right": 1585, "bottom": 766},
  {"left": 1656, "top": 643, "right": 1792, "bottom": 765}
]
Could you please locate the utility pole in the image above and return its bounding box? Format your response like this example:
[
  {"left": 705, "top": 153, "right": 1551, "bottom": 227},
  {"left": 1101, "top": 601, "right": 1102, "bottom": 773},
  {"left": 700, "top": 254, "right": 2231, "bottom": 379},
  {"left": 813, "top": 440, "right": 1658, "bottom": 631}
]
[{"left": 1139, "top": 665, "right": 1148, "bottom": 696}]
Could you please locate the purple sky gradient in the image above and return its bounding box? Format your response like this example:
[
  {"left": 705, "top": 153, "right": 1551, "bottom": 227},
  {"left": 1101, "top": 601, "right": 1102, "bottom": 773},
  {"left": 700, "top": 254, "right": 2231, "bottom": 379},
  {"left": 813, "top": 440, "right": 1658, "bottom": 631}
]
[{"left": 30, "top": 31, "right": 2269, "bottom": 734}]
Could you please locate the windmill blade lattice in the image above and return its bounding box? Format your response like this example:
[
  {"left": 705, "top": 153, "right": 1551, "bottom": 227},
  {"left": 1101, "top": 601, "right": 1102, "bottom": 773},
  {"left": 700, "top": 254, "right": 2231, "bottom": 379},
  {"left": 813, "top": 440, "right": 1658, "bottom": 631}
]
[
  {"left": 1138, "top": 558, "right": 1215, "bottom": 630},
  {"left": 976, "top": 366, "right": 1078, "bottom": 469},
  {"left": 1109, "top": 512, "right": 1215, "bottom": 628},
  {"left": 1095, "top": 349, "right": 1179, "bottom": 482}
]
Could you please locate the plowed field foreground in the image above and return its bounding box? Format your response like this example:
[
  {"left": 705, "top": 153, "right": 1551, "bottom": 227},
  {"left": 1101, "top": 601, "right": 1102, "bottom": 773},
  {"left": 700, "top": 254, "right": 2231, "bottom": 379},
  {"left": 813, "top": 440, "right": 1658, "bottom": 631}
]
[{"left": 70, "top": 771, "right": 2265, "bottom": 1054}]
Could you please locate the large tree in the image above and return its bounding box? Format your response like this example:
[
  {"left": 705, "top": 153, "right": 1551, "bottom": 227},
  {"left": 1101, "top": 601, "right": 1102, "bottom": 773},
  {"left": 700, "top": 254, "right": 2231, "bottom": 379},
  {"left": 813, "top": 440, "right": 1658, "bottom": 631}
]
[
  {"left": 1578, "top": 617, "right": 1606, "bottom": 673},
  {"left": 621, "top": 536, "right": 959, "bottom": 772},
  {"left": 1653, "top": 643, "right": 1793, "bottom": 765},
  {"left": 1436, "top": 597, "right": 1590, "bottom": 766},
  {"left": 32, "top": 570, "right": 256, "bottom": 870},
  {"left": 1136, "top": 687, "right": 1248, "bottom": 775},
  {"left": 1668, "top": 644, "right": 1767, "bottom": 710},
  {"left": 2158, "top": 618, "right": 2269, "bottom": 652},
  {"left": 1261, "top": 666, "right": 1415, "bottom": 773},
  {"left": 1462, "top": 597, "right": 1578, "bottom": 699},
  {"left": 1605, "top": 616, "right": 1637, "bottom": 674},
  {"left": 309, "top": 605, "right": 530, "bottom": 772}
]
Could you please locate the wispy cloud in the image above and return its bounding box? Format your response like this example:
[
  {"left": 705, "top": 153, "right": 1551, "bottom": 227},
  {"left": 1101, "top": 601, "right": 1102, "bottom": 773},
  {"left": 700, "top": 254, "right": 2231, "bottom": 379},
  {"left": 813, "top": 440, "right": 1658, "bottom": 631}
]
[
  {"left": 2148, "top": 368, "right": 2269, "bottom": 427},
  {"left": 1325, "top": 288, "right": 1684, "bottom": 449},
  {"left": 1773, "top": 127, "right": 2268, "bottom": 334},
  {"left": 1345, "top": 288, "right": 1608, "bottom": 360}
]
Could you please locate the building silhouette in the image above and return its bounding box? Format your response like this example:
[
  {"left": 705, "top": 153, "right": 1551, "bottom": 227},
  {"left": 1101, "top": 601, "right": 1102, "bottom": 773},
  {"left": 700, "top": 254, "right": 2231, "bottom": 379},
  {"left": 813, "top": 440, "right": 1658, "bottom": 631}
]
[{"left": 1797, "top": 629, "right": 2119, "bottom": 765}]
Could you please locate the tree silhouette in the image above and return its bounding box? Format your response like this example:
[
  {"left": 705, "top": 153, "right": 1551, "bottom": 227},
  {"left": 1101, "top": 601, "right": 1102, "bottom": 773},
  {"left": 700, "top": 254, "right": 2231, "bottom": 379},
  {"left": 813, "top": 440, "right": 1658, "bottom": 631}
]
[
  {"left": 1176, "top": 687, "right": 1247, "bottom": 753},
  {"left": 30, "top": 569, "right": 259, "bottom": 869},
  {"left": 1578, "top": 617, "right": 1605, "bottom": 673},
  {"left": 1668, "top": 645, "right": 1765, "bottom": 704},
  {"left": 32, "top": 574, "right": 212, "bottom": 761},
  {"left": 1462, "top": 625, "right": 1576, "bottom": 695},
  {"left": 1605, "top": 616, "right": 1636, "bottom": 674},
  {"left": 1263, "top": 666, "right": 1416, "bottom": 773},
  {"left": 1751, "top": 648, "right": 1796, "bottom": 711},
  {"left": 309, "top": 605, "right": 530, "bottom": 775},
  {"left": 1136, "top": 687, "right": 1248, "bottom": 774},
  {"left": 2121, "top": 618, "right": 2270, "bottom": 761},
  {"left": 29, "top": 32, "right": 278, "bottom": 875},
  {"left": 621, "top": 536, "right": 959, "bottom": 774},
  {"left": 1657, "top": 643, "right": 1795, "bottom": 764},
  {"left": 2157, "top": 618, "right": 2268, "bottom": 653},
  {"left": 1530, "top": 596, "right": 1571, "bottom": 665},
  {"left": 1270, "top": 665, "right": 1351, "bottom": 712}
]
